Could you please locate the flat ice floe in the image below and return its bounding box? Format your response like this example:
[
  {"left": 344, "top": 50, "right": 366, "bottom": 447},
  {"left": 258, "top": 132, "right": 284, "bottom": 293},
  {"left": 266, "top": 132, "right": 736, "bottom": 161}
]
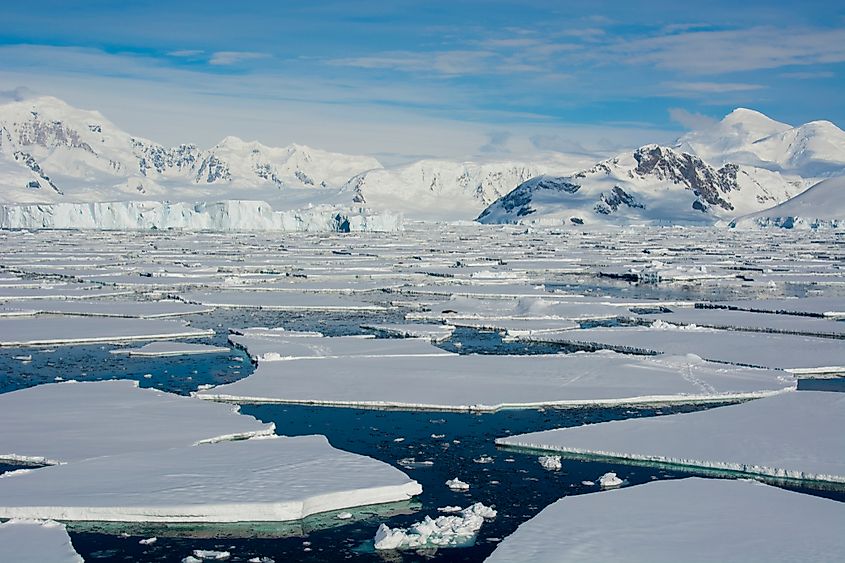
[
  {"left": 406, "top": 296, "right": 634, "bottom": 322},
  {"left": 0, "top": 380, "right": 273, "bottom": 465},
  {"left": 361, "top": 323, "right": 456, "bottom": 342},
  {"left": 0, "top": 299, "right": 213, "bottom": 318},
  {"left": 0, "top": 316, "right": 213, "bottom": 346},
  {"left": 180, "top": 290, "right": 387, "bottom": 311},
  {"left": 0, "top": 519, "right": 83, "bottom": 563},
  {"left": 497, "top": 391, "right": 845, "bottom": 483},
  {"left": 197, "top": 351, "right": 793, "bottom": 411},
  {"left": 111, "top": 341, "right": 230, "bottom": 357},
  {"left": 229, "top": 331, "right": 451, "bottom": 361},
  {"left": 523, "top": 325, "right": 845, "bottom": 374},
  {"left": 0, "top": 285, "right": 133, "bottom": 300},
  {"left": 699, "top": 297, "right": 845, "bottom": 318},
  {"left": 0, "top": 435, "right": 422, "bottom": 522},
  {"left": 639, "top": 308, "right": 845, "bottom": 338},
  {"left": 485, "top": 478, "right": 845, "bottom": 563}
]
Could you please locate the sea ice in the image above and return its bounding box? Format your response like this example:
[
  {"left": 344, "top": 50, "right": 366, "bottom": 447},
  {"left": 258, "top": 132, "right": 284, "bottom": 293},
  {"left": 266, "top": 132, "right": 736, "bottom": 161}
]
[
  {"left": 497, "top": 391, "right": 845, "bottom": 483},
  {"left": 485, "top": 478, "right": 845, "bottom": 562},
  {"left": 179, "top": 290, "right": 388, "bottom": 311},
  {"left": 361, "top": 323, "right": 456, "bottom": 342},
  {"left": 0, "top": 435, "right": 422, "bottom": 522},
  {"left": 538, "top": 456, "right": 562, "bottom": 471},
  {"left": 446, "top": 477, "right": 470, "bottom": 491},
  {"left": 0, "top": 519, "right": 83, "bottom": 563},
  {"left": 0, "top": 316, "right": 213, "bottom": 346},
  {"left": 0, "top": 380, "right": 273, "bottom": 465},
  {"left": 110, "top": 341, "right": 230, "bottom": 357},
  {"left": 639, "top": 307, "right": 845, "bottom": 338},
  {"left": 598, "top": 472, "right": 623, "bottom": 489},
  {"left": 196, "top": 351, "right": 793, "bottom": 411}
]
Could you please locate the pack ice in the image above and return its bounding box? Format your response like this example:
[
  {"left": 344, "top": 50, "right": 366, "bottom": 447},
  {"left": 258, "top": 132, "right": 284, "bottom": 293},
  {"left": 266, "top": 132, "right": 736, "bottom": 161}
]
[
  {"left": 497, "top": 391, "right": 845, "bottom": 483},
  {"left": 0, "top": 316, "right": 212, "bottom": 346},
  {"left": 0, "top": 519, "right": 83, "bottom": 563},
  {"left": 485, "top": 478, "right": 845, "bottom": 563}
]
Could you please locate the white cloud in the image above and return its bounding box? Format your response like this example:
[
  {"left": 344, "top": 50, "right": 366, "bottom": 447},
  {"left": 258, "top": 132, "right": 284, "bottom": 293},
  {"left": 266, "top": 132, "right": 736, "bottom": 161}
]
[
  {"left": 668, "top": 108, "right": 717, "bottom": 130},
  {"left": 209, "top": 51, "right": 270, "bottom": 65},
  {"left": 668, "top": 81, "right": 764, "bottom": 93}
]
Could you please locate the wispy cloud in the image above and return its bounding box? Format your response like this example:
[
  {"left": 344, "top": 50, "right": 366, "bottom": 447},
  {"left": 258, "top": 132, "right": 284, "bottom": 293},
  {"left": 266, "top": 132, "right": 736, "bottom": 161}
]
[
  {"left": 669, "top": 108, "right": 718, "bottom": 130},
  {"left": 167, "top": 49, "right": 204, "bottom": 57},
  {"left": 667, "top": 81, "right": 765, "bottom": 93},
  {"left": 209, "top": 51, "right": 270, "bottom": 66}
]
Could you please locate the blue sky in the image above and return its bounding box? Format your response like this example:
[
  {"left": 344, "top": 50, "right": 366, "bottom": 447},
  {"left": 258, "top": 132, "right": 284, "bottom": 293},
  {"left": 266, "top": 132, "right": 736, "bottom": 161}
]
[{"left": 1, "top": 1, "right": 843, "bottom": 163}]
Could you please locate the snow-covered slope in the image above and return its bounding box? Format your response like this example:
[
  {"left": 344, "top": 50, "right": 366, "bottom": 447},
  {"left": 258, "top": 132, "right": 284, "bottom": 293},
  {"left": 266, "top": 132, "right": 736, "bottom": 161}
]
[
  {"left": 677, "top": 108, "right": 845, "bottom": 180},
  {"left": 341, "top": 156, "right": 593, "bottom": 221},
  {"left": 731, "top": 176, "right": 845, "bottom": 229},
  {"left": 477, "top": 145, "right": 800, "bottom": 226},
  {"left": 0, "top": 96, "right": 382, "bottom": 206}
]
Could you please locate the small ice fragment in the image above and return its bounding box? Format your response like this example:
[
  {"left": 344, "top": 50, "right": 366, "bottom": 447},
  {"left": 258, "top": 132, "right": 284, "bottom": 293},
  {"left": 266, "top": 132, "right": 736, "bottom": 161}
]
[
  {"left": 248, "top": 558, "right": 274, "bottom": 563},
  {"left": 139, "top": 537, "right": 157, "bottom": 545},
  {"left": 337, "top": 512, "right": 353, "bottom": 520},
  {"left": 182, "top": 557, "right": 202, "bottom": 563},
  {"left": 374, "top": 502, "right": 496, "bottom": 550},
  {"left": 143, "top": 373, "right": 153, "bottom": 379},
  {"left": 439, "top": 506, "right": 463, "bottom": 513},
  {"left": 446, "top": 477, "right": 470, "bottom": 491},
  {"left": 431, "top": 434, "right": 445, "bottom": 439},
  {"left": 13, "top": 355, "right": 31, "bottom": 361},
  {"left": 393, "top": 437, "right": 405, "bottom": 442},
  {"left": 473, "top": 455, "right": 494, "bottom": 464},
  {"left": 192, "top": 550, "right": 231, "bottom": 560},
  {"left": 582, "top": 480, "right": 595, "bottom": 486},
  {"left": 599, "top": 472, "right": 623, "bottom": 489},
  {"left": 538, "top": 455, "right": 562, "bottom": 471}
]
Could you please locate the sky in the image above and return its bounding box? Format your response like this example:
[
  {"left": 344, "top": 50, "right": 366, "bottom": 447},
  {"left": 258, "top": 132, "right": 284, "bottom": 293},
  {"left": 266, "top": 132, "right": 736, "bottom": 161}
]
[{"left": 1, "top": 0, "right": 843, "bottom": 164}]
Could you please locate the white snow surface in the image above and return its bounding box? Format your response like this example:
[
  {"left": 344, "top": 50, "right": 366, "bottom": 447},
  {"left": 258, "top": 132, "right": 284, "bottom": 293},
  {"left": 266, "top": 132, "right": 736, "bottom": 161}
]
[
  {"left": 374, "top": 502, "right": 496, "bottom": 550},
  {"left": 640, "top": 308, "right": 845, "bottom": 337},
  {"left": 361, "top": 323, "right": 456, "bottom": 342},
  {"left": 0, "top": 299, "right": 213, "bottom": 318},
  {"left": 0, "top": 200, "right": 403, "bottom": 232},
  {"left": 110, "top": 341, "right": 230, "bottom": 357},
  {"left": 0, "top": 435, "right": 421, "bottom": 522},
  {"left": 699, "top": 297, "right": 845, "bottom": 318},
  {"left": 524, "top": 325, "right": 845, "bottom": 374},
  {"left": 180, "top": 290, "right": 387, "bottom": 311},
  {"left": 497, "top": 391, "right": 845, "bottom": 483},
  {"left": 0, "top": 315, "right": 213, "bottom": 346},
  {"left": 731, "top": 176, "right": 845, "bottom": 229},
  {"left": 0, "top": 519, "right": 83, "bottom": 563},
  {"left": 0, "top": 380, "right": 273, "bottom": 465},
  {"left": 196, "top": 350, "right": 793, "bottom": 411},
  {"left": 229, "top": 331, "right": 450, "bottom": 361},
  {"left": 485, "top": 478, "right": 845, "bottom": 563}
]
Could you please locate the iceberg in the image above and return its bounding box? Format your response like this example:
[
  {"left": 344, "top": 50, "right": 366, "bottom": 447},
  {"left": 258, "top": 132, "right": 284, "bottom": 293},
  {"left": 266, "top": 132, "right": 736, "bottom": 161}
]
[{"left": 485, "top": 478, "right": 845, "bottom": 562}]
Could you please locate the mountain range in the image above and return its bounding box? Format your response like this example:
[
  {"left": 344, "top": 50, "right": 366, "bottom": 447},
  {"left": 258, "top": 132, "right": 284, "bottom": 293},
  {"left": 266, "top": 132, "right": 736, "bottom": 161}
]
[{"left": 1, "top": 95, "right": 843, "bottom": 227}]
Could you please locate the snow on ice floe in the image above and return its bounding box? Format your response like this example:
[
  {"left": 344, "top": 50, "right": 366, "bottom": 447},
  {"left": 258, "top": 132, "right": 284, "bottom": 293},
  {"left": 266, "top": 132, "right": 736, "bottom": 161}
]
[
  {"left": 639, "top": 307, "right": 845, "bottom": 338},
  {"left": 110, "top": 341, "right": 230, "bottom": 357},
  {"left": 179, "top": 290, "right": 388, "bottom": 311},
  {"left": 485, "top": 478, "right": 845, "bottom": 563},
  {"left": 0, "top": 380, "right": 273, "bottom": 465},
  {"left": 0, "top": 299, "right": 213, "bottom": 319},
  {"left": 497, "top": 391, "right": 845, "bottom": 483},
  {"left": 523, "top": 325, "right": 845, "bottom": 375},
  {"left": 405, "top": 296, "right": 641, "bottom": 323},
  {"left": 374, "top": 502, "right": 496, "bottom": 550},
  {"left": 0, "top": 316, "right": 213, "bottom": 346},
  {"left": 228, "top": 330, "right": 450, "bottom": 361},
  {"left": 0, "top": 285, "right": 133, "bottom": 301},
  {"left": 361, "top": 323, "right": 456, "bottom": 342},
  {"left": 196, "top": 349, "right": 793, "bottom": 411},
  {"left": 0, "top": 435, "right": 421, "bottom": 522},
  {"left": 699, "top": 297, "right": 845, "bottom": 319},
  {"left": 0, "top": 519, "right": 83, "bottom": 563}
]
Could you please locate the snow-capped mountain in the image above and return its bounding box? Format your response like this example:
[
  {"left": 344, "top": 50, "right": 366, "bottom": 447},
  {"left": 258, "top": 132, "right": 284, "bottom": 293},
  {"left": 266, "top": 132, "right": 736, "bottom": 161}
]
[
  {"left": 0, "top": 96, "right": 382, "bottom": 206},
  {"left": 477, "top": 144, "right": 802, "bottom": 227},
  {"left": 676, "top": 108, "right": 845, "bottom": 180},
  {"left": 340, "top": 159, "right": 588, "bottom": 221},
  {"left": 731, "top": 176, "right": 845, "bottom": 229}
]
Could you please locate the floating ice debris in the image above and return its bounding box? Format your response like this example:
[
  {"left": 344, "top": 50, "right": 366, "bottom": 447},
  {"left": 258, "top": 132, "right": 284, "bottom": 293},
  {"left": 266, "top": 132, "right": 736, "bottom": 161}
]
[
  {"left": 110, "top": 342, "right": 230, "bottom": 357},
  {"left": 446, "top": 477, "right": 470, "bottom": 491},
  {"left": 192, "top": 549, "right": 231, "bottom": 560},
  {"left": 248, "top": 558, "right": 274, "bottom": 563},
  {"left": 13, "top": 355, "right": 31, "bottom": 361},
  {"left": 336, "top": 512, "right": 353, "bottom": 520},
  {"left": 538, "top": 455, "right": 562, "bottom": 471},
  {"left": 473, "top": 455, "right": 494, "bottom": 464},
  {"left": 0, "top": 519, "right": 83, "bottom": 563},
  {"left": 393, "top": 437, "right": 405, "bottom": 442},
  {"left": 581, "top": 480, "right": 595, "bottom": 486},
  {"left": 599, "top": 472, "right": 623, "bottom": 489},
  {"left": 438, "top": 506, "right": 463, "bottom": 513},
  {"left": 431, "top": 434, "right": 445, "bottom": 439},
  {"left": 398, "top": 458, "right": 434, "bottom": 469},
  {"left": 139, "top": 537, "right": 157, "bottom": 545},
  {"left": 373, "top": 503, "right": 496, "bottom": 550},
  {"left": 485, "top": 479, "right": 845, "bottom": 563},
  {"left": 182, "top": 557, "right": 202, "bottom": 563}
]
